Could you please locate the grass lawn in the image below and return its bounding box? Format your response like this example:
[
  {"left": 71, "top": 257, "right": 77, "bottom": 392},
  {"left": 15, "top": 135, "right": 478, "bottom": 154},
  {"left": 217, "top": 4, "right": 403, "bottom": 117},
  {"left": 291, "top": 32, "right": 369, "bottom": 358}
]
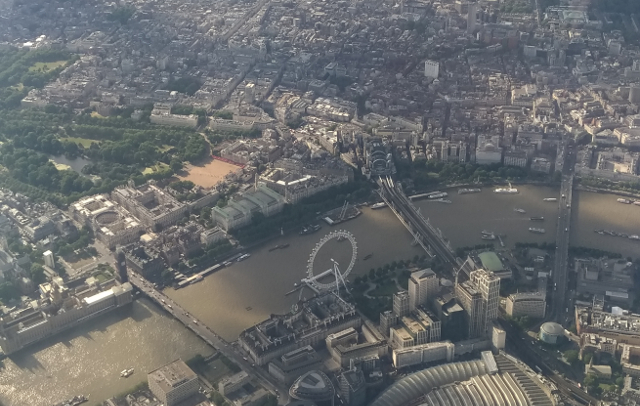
[
  {"left": 28, "top": 60, "right": 69, "bottom": 72},
  {"left": 159, "top": 144, "right": 174, "bottom": 152},
  {"left": 368, "top": 281, "right": 399, "bottom": 297},
  {"left": 94, "top": 271, "right": 111, "bottom": 283},
  {"left": 599, "top": 383, "right": 617, "bottom": 393},
  {"left": 143, "top": 162, "right": 170, "bottom": 175},
  {"left": 9, "top": 83, "right": 23, "bottom": 91},
  {"left": 61, "top": 137, "right": 99, "bottom": 148}
]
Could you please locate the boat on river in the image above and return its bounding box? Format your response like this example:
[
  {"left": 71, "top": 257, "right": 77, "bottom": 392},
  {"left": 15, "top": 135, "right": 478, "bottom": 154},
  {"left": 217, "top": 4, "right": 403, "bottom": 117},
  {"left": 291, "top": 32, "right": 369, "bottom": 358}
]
[
  {"left": 494, "top": 182, "right": 518, "bottom": 194},
  {"left": 120, "top": 368, "right": 134, "bottom": 378}
]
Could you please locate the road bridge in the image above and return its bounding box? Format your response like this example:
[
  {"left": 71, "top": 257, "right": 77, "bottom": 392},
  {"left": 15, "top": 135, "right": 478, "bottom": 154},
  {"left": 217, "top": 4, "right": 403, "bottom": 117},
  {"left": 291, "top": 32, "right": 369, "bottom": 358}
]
[
  {"left": 551, "top": 144, "right": 576, "bottom": 324},
  {"left": 127, "top": 271, "right": 289, "bottom": 402}
]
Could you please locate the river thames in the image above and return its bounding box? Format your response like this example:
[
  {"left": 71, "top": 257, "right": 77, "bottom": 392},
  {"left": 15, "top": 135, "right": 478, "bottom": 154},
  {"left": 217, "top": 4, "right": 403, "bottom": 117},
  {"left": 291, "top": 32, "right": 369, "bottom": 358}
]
[
  {"left": 2, "top": 185, "right": 640, "bottom": 405},
  {"left": 0, "top": 298, "right": 212, "bottom": 406}
]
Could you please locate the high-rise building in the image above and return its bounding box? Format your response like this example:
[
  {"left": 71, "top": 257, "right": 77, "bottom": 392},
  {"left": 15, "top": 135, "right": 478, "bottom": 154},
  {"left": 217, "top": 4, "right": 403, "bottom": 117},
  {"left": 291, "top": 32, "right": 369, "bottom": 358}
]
[
  {"left": 43, "top": 250, "right": 55, "bottom": 269},
  {"left": 424, "top": 60, "right": 440, "bottom": 78},
  {"left": 408, "top": 269, "right": 439, "bottom": 311},
  {"left": 470, "top": 269, "right": 500, "bottom": 336},
  {"left": 467, "top": 3, "right": 478, "bottom": 34},
  {"left": 379, "top": 310, "right": 398, "bottom": 336},
  {"left": 630, "top": 85, "right": 640, "bottom": 104},
  {"left": 455, "top": 280, "right": 484, "bottom": 339},
  {"left": 393, "top": 291, "right": 410, "bottom": 317},
  {"left": 148, "top": 359, "right": 199, "bottom": 406},
  {"left": 337, "top": 367, "right": 366, "bottom": 406}
]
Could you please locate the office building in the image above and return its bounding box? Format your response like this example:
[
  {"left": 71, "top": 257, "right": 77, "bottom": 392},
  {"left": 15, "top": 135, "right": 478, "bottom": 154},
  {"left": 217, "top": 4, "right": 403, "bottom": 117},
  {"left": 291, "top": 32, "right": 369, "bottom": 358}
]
[
  {"left": 289, "top": 371, "right": 334, "bottom": 402},
  {"left": 240, "top": 293, "right": 361, "bottom": 365},
  {"left": 620, "top": 344, "right": 640, "bottom": 377},
  {"left": 455, "top": 280, "right": 484, "bottom": 339},
  {"left": 379, "top": 310, "right": 398, "bottom": 336},
  {"left": 415, "top": 307, "right": 442, "bottom": 342},
  {"left": 575, "top": 258, "right": 634, "bottom": 306},
  {"left": 43, "top": 250, "right": 55, "bottom": 269},
  {"left": 148, "top": 359, "right": 199, "bottom": 406},
  {"left": 424, "top": 60, "right": 440, "bottom": 78},
  {"left": 219, "top": 371, "right": 251, "bottom": 396},
  {"left": 330, "top": 341, "right": 388, "bottom": 368},
  {"left": 112, "top": 183, "right": 188, "bottom": 229},
  {"left": 467, "top": 3, "right": 478, "bottom": 34},
  {"left": 393, "top": 291, "right": 410, "bottom": 318},
  {"left": 337, "top": 368, "right": 366, "bottom": 406},
  {"left": 505, "top": 292, "right": 546, "bottom": 318},
  {"left": 268, "top": 346, "right": 323, "bottom": 385},
  {"left": 408, "top": 269, "right": 439, "bottom": 311},
  {"left": 470, "top": 269, "right": 500, "bottom": 336},
  {"left": 433, "top": 293, "right": 466, "bottom": 342},
  {"left": 392, "top": 341, "right": 455, "bottom": 369},
  {"left": 390, "top": 326, "right": 415, "bottom": 348},
  {"left": 631, "top": 85, "right": 640, "bottom": 105}
]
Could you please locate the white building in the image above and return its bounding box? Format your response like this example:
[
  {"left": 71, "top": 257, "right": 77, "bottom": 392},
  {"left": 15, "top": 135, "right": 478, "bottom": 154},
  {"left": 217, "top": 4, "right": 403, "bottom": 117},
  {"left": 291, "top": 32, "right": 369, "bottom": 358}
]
[
  {"left": 475, "top": 135, "right": 502, "bottom": 165},
  {"left": 150, "top": 112, "right": 198, "bottom": 128},
  {"left": 148, "top": 359, "right": 199, "bottom": 406},
  {"left": 408, "top": 269, "right": 439, "bottom": 311},
  {"left": 492, "top": 325, "right": 506, "bottom": 350},
  {"left": 43, "top": 250, "right": 55, "bottom": 269},
  {"left": 424, "top": 60, "right": 440, "bottom": 78},
  {"left": 470, "top": 269, "right": 501, "bottom": 336},
  {"left": 392, "top": 341, "right": 455, "bottom": 369},
  {"left": 211, "top": 186, "right": 286, "bottom": 231}
]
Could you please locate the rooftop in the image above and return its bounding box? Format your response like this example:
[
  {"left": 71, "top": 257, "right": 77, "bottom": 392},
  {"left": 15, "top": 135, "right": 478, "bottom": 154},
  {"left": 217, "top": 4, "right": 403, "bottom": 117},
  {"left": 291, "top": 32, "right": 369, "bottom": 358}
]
[{"left": 148, "top": 359, "right": 197, "bottom": 394}]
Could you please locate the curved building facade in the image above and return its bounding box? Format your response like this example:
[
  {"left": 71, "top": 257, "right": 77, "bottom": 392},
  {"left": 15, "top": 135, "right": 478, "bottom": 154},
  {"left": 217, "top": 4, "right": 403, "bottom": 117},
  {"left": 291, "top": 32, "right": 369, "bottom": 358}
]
[
  {"left": 539, "top": 322, "right": 565, "bottom": 345},
  {"left": 289, "top": 370, "right": 334, "bottom": 402}
]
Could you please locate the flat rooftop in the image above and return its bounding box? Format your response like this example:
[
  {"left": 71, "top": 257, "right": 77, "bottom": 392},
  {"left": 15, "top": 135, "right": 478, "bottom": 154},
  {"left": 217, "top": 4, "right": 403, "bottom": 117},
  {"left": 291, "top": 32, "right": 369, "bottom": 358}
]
[{"left": 148, "top": 359, "right": 197, "bottom": 394}]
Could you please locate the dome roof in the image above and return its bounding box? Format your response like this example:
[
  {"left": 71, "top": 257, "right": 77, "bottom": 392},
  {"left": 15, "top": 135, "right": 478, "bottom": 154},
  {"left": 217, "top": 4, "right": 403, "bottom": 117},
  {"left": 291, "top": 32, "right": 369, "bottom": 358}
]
[{"left": 540, "top": 322, "right": 564, "bottom": 336}]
